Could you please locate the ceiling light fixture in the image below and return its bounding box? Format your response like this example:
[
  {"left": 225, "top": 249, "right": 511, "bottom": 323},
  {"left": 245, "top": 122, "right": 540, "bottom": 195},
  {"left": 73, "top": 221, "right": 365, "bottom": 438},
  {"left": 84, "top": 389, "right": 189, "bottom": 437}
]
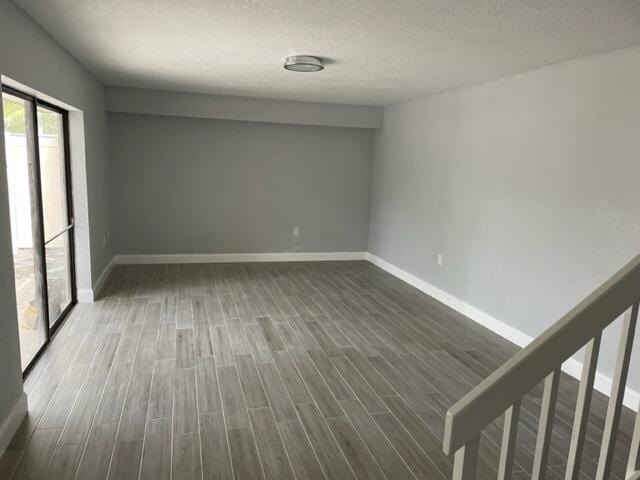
[{"left": 284, "top": 56, "right": 324, "bottom": 72}]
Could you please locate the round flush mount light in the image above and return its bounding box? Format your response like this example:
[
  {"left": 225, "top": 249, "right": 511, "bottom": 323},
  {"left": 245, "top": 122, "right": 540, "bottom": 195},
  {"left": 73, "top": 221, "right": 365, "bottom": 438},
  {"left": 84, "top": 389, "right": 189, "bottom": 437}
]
[{"left": 284, "top": 55, "right": 324, "bottom": 72}]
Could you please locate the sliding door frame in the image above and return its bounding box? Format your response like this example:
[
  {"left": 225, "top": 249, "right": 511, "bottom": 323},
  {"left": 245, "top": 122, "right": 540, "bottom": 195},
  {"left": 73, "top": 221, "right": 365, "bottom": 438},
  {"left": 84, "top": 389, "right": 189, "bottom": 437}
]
[{"left": 2, "top": 84, "right": 76, "bottom": 377}]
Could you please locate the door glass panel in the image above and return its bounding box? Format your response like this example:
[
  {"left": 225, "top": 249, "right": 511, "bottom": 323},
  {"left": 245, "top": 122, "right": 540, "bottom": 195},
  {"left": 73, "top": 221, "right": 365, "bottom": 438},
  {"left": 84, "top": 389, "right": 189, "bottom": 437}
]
[
  {"left": 37, "top": 106, "right": 68, "bottom": 238},
  {"left": 45, "top": 231, "right": 72, "bottom": 326},
  {"left": 37, "top": 105, "right": 73, "bottom": 325},
  {"left": 3, "top": 92, "right": 47, "bottom": 370}
]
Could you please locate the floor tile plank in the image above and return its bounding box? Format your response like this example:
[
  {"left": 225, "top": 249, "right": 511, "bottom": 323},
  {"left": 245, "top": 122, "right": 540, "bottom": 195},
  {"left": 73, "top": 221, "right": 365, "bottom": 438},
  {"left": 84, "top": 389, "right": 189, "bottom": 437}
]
[
  {"left": 272, "top": 351, "right": 313, "bottom": 404},
  {"left": 277, "top": 421, "right": 326, "bottom": 480},
  {"left": 200, "top": 412, "right": 234, "bottom": 480},
  {"left": 235, "top": 354, "right": 269, "bottom": 410},
  {"left": 228, "top": 427, "right": 265, "bottom": 480},
  {"left": 295, "top": 403, "right": 355, "bottom": 480},
  {"left": 148, "top": 358, "right": 175, "bottom": 420},
  {"left": 2, "top": 261, "right": 634, "bottom": 480},
  {"left": 140, "top": 417, "right": 171, "bottom": 480},
  {"left": 295, "top": 359, "right": 344, "bottom": 418},
  {"left": 75, "top": 423, "right": 118, "bottom": 480},
  {"left": 218, "top": 365, "right": 250, "bottom": 429},
  {"left": 174, "top": 368, "right": 198, "bottom": 435},
  {"left": 257, "top": 362, "right": 297, "bottom": 424},
  {"left": 326, "top": 416, "right": 386, "bottom": 480},
  {"left": 340, "top": 399, "right": 415, "bottom": 480},
  {"left": 11, "top": 428, "right": 61, "bottom": 480},
  {"left": 46, "top": 444, "right": 82, "bottom": 480},
  {"left": 249, "top": 407, "right": 295, "bottom": 479},
  {"left": 172, "top": 432, "right": 202, "bottom": 480},
  {"left": 176, "top": 329, "right": 195, "bottom": 369},
  {"left": 195, "top": 356, "right": 221, "bottom": 413}
]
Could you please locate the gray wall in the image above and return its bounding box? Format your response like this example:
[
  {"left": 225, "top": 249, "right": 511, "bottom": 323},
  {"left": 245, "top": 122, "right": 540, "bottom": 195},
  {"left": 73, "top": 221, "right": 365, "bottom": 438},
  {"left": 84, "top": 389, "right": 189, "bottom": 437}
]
[
  {"left": 369, "top": 45, "right": 640, "bottom": 390},
  {"left": 0, "top": 91, "right": 22, "bottom": 436},
  {"left": 0, "top": 0, "right": 112, "bottom": 427},
  {"left": 109, "top": 113, "right": 373, "bottom": 254},
  {"left": 0, "top": 3, "right": 113, "bottom": 287},
  {"left": 106, "top": 86, "right": 383, "bottom": 129}
]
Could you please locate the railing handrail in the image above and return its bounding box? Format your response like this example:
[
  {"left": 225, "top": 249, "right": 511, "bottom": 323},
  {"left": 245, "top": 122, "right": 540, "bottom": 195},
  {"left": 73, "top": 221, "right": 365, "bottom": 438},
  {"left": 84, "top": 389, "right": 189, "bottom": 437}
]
[{"left": 443, "top": 253, "right": 640, "bottom": 456}]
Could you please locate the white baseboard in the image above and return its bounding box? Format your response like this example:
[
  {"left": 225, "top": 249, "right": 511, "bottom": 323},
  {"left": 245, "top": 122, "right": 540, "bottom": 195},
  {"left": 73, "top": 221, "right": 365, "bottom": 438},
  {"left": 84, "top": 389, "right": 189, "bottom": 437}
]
[
  {"left": 76, "top": 289, "right": 93, "bottom": 303},
  {"left": 77, "top": 252, "right": 365, "bottom": 301},
  {"left": 366, "top": 253, "right": 533, "bottom": 347},
  {"left": 0, "top": 392, "right": 27, "bottom": 455},
  {"left": 114, "top": 252, "right": 367, "bottom": 265},
  {"left": 366, "top": 253, "right": 640, "bottom": 411},
  {"left": 77, "top": 256, "right": 116, "bottom": 303}
]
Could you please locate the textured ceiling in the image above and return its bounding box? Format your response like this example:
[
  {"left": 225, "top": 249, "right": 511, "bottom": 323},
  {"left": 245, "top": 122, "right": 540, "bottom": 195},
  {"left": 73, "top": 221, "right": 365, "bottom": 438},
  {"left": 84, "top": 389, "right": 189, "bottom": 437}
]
[{"left": 15, "top": 0, "right": 640, "bottom": 106}]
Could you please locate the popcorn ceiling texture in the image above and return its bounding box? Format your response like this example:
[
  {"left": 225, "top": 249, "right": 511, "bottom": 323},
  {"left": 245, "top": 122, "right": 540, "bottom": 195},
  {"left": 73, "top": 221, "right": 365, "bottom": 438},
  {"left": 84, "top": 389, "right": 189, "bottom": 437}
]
[{"left": 15, "top": 0, "right": 640, "bottom": 106}]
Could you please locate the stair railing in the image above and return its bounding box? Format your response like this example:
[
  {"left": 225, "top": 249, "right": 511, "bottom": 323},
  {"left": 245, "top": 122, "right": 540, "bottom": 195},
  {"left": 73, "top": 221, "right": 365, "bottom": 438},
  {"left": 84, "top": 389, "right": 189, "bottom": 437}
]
[{"left": 443, "top": 254, "right": 640, "bottom": 480}]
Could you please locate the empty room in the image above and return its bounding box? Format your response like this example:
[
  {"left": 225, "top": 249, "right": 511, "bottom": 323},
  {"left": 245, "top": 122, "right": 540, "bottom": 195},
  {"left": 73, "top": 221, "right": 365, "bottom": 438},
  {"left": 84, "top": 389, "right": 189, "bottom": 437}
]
[{"left": 1, "top": 1, "right": 640, "bottom": 479}]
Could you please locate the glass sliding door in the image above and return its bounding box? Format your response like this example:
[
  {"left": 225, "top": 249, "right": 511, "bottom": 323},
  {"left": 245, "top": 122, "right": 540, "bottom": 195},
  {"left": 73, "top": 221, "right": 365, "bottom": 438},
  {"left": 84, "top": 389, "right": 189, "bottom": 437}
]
[
  {"left": 3, "top": 91, "right": 47, "bottom": 371},
  {"left": 2, "top": 86, "right": 75, "bottom": 374},
  {"left": 38, "top": 105, "right": 74, "bottom": 327}
]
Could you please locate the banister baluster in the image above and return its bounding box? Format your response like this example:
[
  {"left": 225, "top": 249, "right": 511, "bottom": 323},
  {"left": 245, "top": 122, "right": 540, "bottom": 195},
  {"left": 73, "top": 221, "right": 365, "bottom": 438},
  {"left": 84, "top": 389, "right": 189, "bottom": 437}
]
[
  {"left": 532, "top": 368, "right": 561, "bottom": 480},
  {"left": 498, "top": 401, "right": 521, "bottom": 480},
  {"left": 629, "top": 402, "right": 640, "bottom": 478},
  {"left": 596, "top": 302, "right": 639, "bottom": 480},
  {"left": 442, "top": 256, "right": 640, "bottom": 480},
  {"left": 452, "top": 435, "right": 480, "bottom": 480},
  {"left": 565, "top": 334, "right": 601, "bottom": 480}
]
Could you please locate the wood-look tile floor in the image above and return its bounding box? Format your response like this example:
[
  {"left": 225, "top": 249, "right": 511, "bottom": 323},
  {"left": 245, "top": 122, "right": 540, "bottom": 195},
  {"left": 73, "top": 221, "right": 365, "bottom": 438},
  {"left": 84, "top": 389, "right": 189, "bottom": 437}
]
[{"left": 0, "top": 261, "right": 636, "bottom": 480}]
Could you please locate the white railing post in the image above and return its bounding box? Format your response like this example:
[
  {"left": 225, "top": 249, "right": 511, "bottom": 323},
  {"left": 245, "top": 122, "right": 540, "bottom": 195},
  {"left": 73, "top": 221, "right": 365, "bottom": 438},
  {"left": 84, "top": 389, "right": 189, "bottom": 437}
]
[
  {"left": 452, "top": 435, "right": 480, "bottom": 480},
  {"left": 441, "top": 254, "right": 640, "bottom": 480},
  {"left": 532, "top": 368, "right": 561, "bottom": 480},
  {"left": 565, "top": 334, "right": 601, "bottom": 480},
  {"left": 596, "top": 302, "right": 639, "bottom": 480},
  {"left": 629, "top": 406, "right": 640, "bottom": 479},
  {"left": 498, "top": 401, "right": 521, "bottom": 480}
]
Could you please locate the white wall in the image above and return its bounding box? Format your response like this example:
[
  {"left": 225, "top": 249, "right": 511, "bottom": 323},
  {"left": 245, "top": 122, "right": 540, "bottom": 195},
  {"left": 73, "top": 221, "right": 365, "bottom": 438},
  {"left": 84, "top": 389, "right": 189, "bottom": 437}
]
[
  {"left": 369, "top": 46, "right": 640, "bottom": 392},
  {"left": 0, "top": 0, "right": 112, "bottom": 434}
]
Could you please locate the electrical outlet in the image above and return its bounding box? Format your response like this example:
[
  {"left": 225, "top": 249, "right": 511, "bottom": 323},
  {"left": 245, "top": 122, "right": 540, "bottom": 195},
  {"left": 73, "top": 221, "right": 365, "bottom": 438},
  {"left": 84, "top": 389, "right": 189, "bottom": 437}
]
[
  {"left": 293, "top": 226, "right": 300, "bottom": 237},
  {"left": 437, "top": 254, "right": 444, "bottom": 266}
]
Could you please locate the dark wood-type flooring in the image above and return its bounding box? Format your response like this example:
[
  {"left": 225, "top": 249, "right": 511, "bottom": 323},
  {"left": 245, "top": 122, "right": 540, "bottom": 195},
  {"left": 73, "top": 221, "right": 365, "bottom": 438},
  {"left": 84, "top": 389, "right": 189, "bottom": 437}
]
[{"left": 0, "top": 261, "right": 636, "bottom": 479}]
